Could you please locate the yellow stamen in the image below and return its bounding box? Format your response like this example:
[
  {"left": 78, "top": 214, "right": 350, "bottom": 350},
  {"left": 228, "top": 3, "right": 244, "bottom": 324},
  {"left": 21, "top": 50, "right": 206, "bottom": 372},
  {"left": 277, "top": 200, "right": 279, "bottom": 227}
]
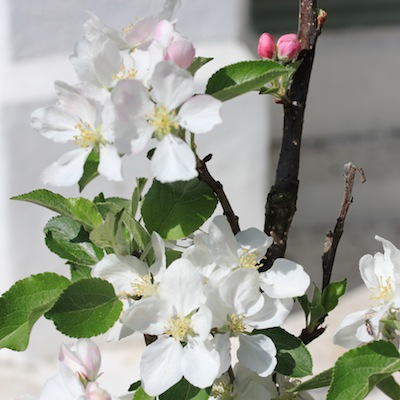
[
  {"left": 112, "top": 65, "right": 138, "bottom": 81},
  {"left": 147, "top": 106, "right": 179, "bottom": 140},
  {"left": 131, "top": 275, "right": 157, "bottom": 298},
  {"left": 239, "top": 248, "right": 259, "bottom": 270},
  {"left": 225, "top": 313, "right": 245, "bottom": 337},
  {"left": 74, "top": 121, "right": 104, "bottom": 148},
  {"left": 370, "top": 276, "right": 393, "bottom": 302},
  {"left": 165, "top": 315, "right": 195, "bottom": 342}
]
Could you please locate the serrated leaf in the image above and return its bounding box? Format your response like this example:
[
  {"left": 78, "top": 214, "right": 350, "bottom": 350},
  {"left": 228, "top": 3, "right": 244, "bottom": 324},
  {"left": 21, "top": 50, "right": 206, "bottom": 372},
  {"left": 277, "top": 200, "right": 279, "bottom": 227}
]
[
  {"left": 254, "top": 327, "right": 313, "bottom": 377},
  {"left": 78, "top": 148, "right": 100, "bottom": 191},
  {"left": 160, "top": 379, "right": 210, "bottom": 400},
  {"left": 289, "top": 368, "right": 333, "bottom": 393},
  {"left": 205, "top": 60, "right": 290, "bottom": 101},
  {"left": 142, "top": 179, "right": 217, "bottom": 240},
  {"left": 45, "top": 278, "right": 122, "bottom": 338},
  {"left": 44, "top": 216, "right": 104, "bottom": 266},
  {"left": 70, "top": 264, "right": 92, "bottom": 281},
  {"left": 376, "top": 375, "right": 400, "bottom": 399},
  {"left": 327, "top": 341, "right": 400, "bottom": 400},
  {"left": 0, "top": 273, "right": 70, "bottom": 351},
  {"left": 94, "top": 196, "right": 131, "bottom": 218},
  {"left": 12, "top": 189, "right": 103, "bottom": 231},
  {"left": 321, "top": 279, "right": 347, "bottom": 313},
  {"left": 187, "top": 56, "right": 213, "bottom": 75}
]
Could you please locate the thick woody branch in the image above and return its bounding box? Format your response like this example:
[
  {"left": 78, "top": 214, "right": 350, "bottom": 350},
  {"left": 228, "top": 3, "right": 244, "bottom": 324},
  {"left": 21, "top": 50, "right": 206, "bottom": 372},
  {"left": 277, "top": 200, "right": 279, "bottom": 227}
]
[{"left": 260, "top": 0, "right": 323, "bottom": 271}]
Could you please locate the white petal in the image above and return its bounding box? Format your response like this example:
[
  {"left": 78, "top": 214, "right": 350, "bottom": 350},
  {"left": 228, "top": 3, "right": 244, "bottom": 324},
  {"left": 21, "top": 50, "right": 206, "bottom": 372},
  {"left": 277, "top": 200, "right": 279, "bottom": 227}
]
[
  {"left": 237, "top": 334, "right": 277, "bottom": 377},
  {"left": 359, "top": 254, "right": 381, "bottom": 291},
  {"left": 208, "top": 215, "right": 240, "bottom": 269},
  {"left": 159, "top": 258, "right": 203, "bottom": 315},
  {"left": 333, "top": 309, "right": 371, "bottom": 348},
  {"left": 182, "top": 341, "right": 220, "bottom": 388},
  {"left": 212, "top": 333, "right": 232, "bottom": 376},
  {"left": 236, "top": 228, "right": 273, "bottom": 258},
  {"left": 125, "top": 16, "right": 158, "bottom": 49},
  {"left": 149, "top": 231, "right": 166, "bottom": 279},
  {"left": 246, "top": 295, "right": 293, "bottom": 329},
  {"left": 151, "top": 135, "right": 197, "bottom": 183},
  {"left": 140, "top": 337, "right": 183, "bottom": 396},
  {"left": 237, "top": 381, "right": 273, "bottom": 400},
  {"left": 178, "top": 95, "right": 222, "bottom": 134},
  {"left": 259, "top": 258, "right": 310, "bottom": 298},
  {"left": 41, "top": 148, "right": 91, "bottom": 187},
  {"left": 150, "top": 61, "right": 194, "bottom": 109},
  {"left": 70, "top": 39, "right": 99, "bottom": 85},
  {"left": 98, "top": 144, "right": 123, "bottom": 181},
  {"left": 91, "top": 254, "right": 148, "bottom": 297}
]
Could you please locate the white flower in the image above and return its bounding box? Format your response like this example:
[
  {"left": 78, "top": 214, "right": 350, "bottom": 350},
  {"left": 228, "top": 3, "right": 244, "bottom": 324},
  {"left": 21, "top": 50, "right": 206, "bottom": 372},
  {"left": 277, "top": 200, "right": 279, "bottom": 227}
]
[
  {"left": 112, "top": 61, "right": 222, "bottom": 182},
  {"left": 31, "top": 81, "right": 122, "bottom": 186},
  {"left": 122, "top": 259, "right": 220, "bottom": 396}
]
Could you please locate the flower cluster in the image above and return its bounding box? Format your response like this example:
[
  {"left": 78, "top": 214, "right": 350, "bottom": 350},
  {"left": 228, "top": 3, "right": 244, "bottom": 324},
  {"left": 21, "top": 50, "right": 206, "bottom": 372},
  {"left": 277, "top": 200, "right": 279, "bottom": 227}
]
[
  {"left": 31, "top": 0, "right": 222, "bottom": 187},
  {"left": 92, "top": 215, "right": 311, "bottom": 396},
  {"left": 334, "top": 236, "right": 400, "bottom": 349}
]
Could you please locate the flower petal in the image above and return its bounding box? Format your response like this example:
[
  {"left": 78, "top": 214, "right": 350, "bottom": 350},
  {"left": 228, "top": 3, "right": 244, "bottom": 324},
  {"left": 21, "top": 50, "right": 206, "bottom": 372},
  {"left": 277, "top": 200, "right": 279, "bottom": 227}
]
[
  {"left": 98, "top": 144, "right": 123, "bottom": 181},
  {"left": 178, "top": 95, "right": 222, "bottom": 134},
  {"left": 151, "top": 135, "right": 197, "bottom": 183}
]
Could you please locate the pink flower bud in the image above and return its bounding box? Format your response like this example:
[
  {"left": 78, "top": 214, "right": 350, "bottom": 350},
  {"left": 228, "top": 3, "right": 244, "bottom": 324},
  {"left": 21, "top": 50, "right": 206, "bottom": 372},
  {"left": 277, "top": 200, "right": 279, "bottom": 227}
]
[
  {"left": 59, "top": 339, "right": 101, "bottom": 383},
  {"left": 277, "top": 34, "right": 301, "bottom": 62},
  {"left": 257, "top": 33, "right": 276, "bottom": 60},
  {"left": 165, "top": 38, "right": 196, "bottom": 69},
  {"left": 86, "top": 382, "right": 112, "bottom": 400}
]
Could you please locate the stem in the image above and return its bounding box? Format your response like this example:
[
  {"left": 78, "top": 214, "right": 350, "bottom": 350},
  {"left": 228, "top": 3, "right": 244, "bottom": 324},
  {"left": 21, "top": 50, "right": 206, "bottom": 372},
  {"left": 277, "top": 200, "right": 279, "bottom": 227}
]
[
  {"left": 260, "top": 0, "right": 323, "bottom": 271},
  {"left": 321, "top": 163, "right": 366, "bottom": 290},
  {"left": 197, "top": 155, "right": 240, "bottom": 234}
]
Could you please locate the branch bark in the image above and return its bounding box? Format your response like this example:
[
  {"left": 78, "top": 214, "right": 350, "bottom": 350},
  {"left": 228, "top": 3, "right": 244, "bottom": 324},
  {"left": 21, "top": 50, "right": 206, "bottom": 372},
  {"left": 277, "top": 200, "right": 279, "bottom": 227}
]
[{"left": 260, "top": 0, "right": 323, "bottom": 271}]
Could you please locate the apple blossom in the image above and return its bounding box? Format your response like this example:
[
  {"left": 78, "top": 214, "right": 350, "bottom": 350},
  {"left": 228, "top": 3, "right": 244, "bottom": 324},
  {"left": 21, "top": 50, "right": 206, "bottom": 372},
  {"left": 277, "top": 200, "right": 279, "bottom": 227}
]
[
  {"left": 112, "top": 61, "right": 222, "bottom": 182},
  {"left": 31, "top": 81, "right": 122, "bottom": 186},
  {"left": 276, "top": 33, "right": 301, "bottom": 62},
  {"left": 258, "top": 33, "right": 276, "bottom": 60}
]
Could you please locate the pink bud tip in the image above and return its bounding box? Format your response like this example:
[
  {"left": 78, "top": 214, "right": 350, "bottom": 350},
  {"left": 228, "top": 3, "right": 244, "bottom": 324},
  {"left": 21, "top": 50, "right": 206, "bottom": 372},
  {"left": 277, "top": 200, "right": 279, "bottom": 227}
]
[
  {"left": 257, "top": 33, "right": 276, "bottom": 60},
  {"left": 277, "top": 33, "right": 301, "bottom": 62}
]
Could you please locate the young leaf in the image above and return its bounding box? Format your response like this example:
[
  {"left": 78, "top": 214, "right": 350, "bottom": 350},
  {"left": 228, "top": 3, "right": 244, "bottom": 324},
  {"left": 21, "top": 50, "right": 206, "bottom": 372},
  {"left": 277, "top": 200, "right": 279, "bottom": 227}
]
[
  {"left": 187, "top": 56, "right": 213, "bottom": 76},
  {"left": 309, "top": 284, "right": 326, "bottom": 330},
  {"left": 131, "top": 177, "right": 148, "bottom": 217},
  {"left": 0, "top": 273, "right": 70, "bottom": 351},
  {"left": 12, "top": 190, "right": 103, "bottom": 231},
  {"left": 44, "top": 216, "right": 104, "bottom": 266},
  {"left": 45, "top": 278, "right": 122, "bottom": 338},
  {"left": 142, "top": 179, "right": 217, "bottom": 240},
  {"left": 78, "top": 148, "right": 100, "bottom": 192},
  {"left": 205, "top": 60, "right": 290, "bottom": 101},
  {"left": 133, "top": 386, "right": 155, "bottom": 400},
  {"left": 254, "top": 327, "right": 313, "bottom": 377},
  {"left": 159, "top": 378, "right": 211, "bottom": 400},
  {"left": 327, "top": 341, "right": 400, "bottom": 400},
  {"left": 321, "top": 279, "right": 347, "bottom": 313},
  {"left": 289, "top": 368, "right": 333, "bottom": 393}
]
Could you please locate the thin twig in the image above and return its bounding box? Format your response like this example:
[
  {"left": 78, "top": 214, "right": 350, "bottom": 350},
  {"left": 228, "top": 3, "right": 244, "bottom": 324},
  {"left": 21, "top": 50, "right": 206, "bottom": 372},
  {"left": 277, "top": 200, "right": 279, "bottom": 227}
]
[
  {"left": 322, "top": 162, "right": 366, "bottom": 290},
  {"left": 197, "top": 155, "right": 240, "bottom": 234}
]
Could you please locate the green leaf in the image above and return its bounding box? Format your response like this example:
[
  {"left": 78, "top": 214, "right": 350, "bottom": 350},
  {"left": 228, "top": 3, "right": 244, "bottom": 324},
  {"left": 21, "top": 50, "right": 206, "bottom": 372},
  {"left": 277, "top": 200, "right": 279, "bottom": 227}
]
[
  {"left": 160, "top": 379, "right": 210, "bottom": 400},
  {"left": 133, "top": 387, "right": 154, "bottom": 400},
  {"left": 254, "top": 327, "right": 313, "bottom": 377},
  {"left": 327, "top": 341, "right": 400, "bottom": 400},
  {"left": 69, "top": 264, "right": 92, "bottom": 281},
  {"left": 205, "top": 60, "right": 290, "bottom": 101},
  {"left": 0, "top": 273, "right": 70, "bottom": 351},
  {"left": 187, "top": 57, "right": 213, "bottom": 75},
  {"left": 142, "top": 179, "right": 217, "bottom": 240},
  {"left": 377, "top": 375, "right": 400, "bottom": 399},
  {"left": 309, "top": 284, "right": 326, "bottom": 329},
  {"left": 129, "top": 381, "right": 142, "bottom": 392},
  {"left": 12, "top": 190, "right": 103, "bottom": 231},
  {"left": 94, "top": 196, "right": 131, "bottom": 218},
  {"left": 44, "top": 216, "right": 104, "bottom": 266},
  {"left": 289, "top": 368, "right": 333, "bottom": 393},
  {"left": 45, "top": 278, "right": 122, "bottom": 338},
  {"left": 131, "top": 178, "right": 148, "bottom": 218},
  {"left": 297, "top": 294, "right": 311, "bottom": 322},
  {"left": 89, "top": 209, "right": 131, "bottom": 255},
  {"left": 321, "top": 279, "right": 347, "bottom": 313},
  {"left": 78, "top": 148, "right": 100, "bottom": 192}
]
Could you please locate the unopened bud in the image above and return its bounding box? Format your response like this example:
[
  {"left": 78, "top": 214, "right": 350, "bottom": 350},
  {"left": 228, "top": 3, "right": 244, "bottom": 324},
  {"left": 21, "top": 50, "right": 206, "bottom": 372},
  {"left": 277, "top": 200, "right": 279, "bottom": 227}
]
[
  {"left": 257, "top": 33, "right": 276, "bottom": 60},
  {"left": 86, "top": 382, "right": 112, "bottom": 400},
  {"left": 277, "top": 34, "right": 301, "bottom": 62}
]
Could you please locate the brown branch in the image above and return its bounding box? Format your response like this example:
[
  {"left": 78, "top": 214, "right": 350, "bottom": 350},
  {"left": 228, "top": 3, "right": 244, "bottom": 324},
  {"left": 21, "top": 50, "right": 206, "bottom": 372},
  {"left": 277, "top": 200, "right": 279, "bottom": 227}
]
[
  {"left": 322, "top": 162, "right": 366, "bottom": 290},
  {"left": 299, "top": 162, "right": 365, "bottom": 345},
  {"left": 197, "top": 154, "right": 240, "bottom": 234},
  {"left": 260, "top": 0, "right": 323, "bottom": 271}
]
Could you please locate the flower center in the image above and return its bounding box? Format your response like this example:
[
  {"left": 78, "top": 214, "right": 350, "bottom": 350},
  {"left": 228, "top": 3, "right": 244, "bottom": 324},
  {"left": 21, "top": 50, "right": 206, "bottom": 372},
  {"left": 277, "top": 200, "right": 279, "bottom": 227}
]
[
  {"left": 112, "top": 65, "right": 138, "bottom": 82},
  {"left": 131, "top": 275, "right": 157, "bottom": 298},
  {"left": 74, "top": 121, "right": 104, "bottom": 148},
  {"left": 121, "top": 22, "right": 135, "bottom": 34},
  {"left": 211, "top": 381, "right": 234, "bottom": 400},
  {"left": 165, "top": 315, "right": 195, "bottom": 342},
  {"left": 148, "top": 106, "right": 179, "bottom": 140},
  {"left": 225, "top": 313, "right": 245, "bottom": 336},
  {"left": 239, "top": 249, "right": 259, "bottom": 269},
  {"left": 370, "top": 276, "right": 393, "bottom": 303}
]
